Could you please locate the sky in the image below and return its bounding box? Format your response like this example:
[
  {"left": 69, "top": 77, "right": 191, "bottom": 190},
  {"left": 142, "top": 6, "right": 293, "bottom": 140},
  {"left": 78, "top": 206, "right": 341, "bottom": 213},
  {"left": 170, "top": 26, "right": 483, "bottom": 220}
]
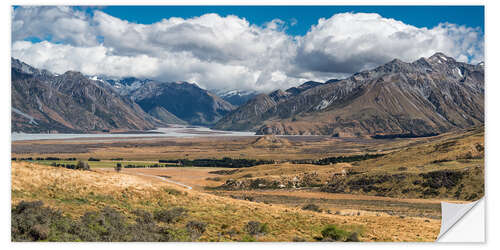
[{"left": 11, "top": 6, "right": 484, "bottom": 92}]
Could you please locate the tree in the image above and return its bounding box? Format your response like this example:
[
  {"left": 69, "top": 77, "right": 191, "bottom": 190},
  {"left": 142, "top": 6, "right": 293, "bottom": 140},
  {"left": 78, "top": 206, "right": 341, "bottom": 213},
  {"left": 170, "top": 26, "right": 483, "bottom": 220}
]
[
  {"left": 76, "top": 160, "right": 85, "bottom": 170},
  {"left": 83, "top": 162, "right": 90, "bottom": 171},
  {"left": 76, "top": 160, "right": 90, "bottom": 171},
  {"left": 115, "top": 163, "right": 122, "bottom": 173}
]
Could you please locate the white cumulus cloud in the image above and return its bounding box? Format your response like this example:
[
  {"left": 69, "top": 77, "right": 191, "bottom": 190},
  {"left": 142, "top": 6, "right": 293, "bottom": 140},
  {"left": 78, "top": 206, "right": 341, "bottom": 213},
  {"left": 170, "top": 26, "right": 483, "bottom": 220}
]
[
  {"left": 11, "top": 7, "right": 484, "bottom": 92},
  {"left": 296, "top": 13, "right": 484, "bottom": 74}
]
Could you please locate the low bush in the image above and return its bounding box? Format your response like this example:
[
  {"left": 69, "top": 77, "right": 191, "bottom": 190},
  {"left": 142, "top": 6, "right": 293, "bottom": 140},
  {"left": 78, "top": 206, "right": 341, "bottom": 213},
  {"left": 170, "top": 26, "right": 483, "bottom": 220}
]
[
  {"left": 76, "top": 160, "right": 90, "bottom": 170},
  {"left": 292, "top": 153, "right": 385, "bottom": 165},
  {"left": 11, "top": 200, "right": 192, "bottom": 242},
  {"left": 11, "top": 200, "right": 71, "bottom": 241},
  {"left": 186, "top": 221, "right": 206, "bottom": 240},
  {"left": 244, "top": 221, "right": 269, "bottom": 236},
  {"left": 179, "top": 157, "right": 274, "bottom": 168},
  {"left": 154, "top": 207, "right": 187, "bottom": 224},
  {"left": 320, "top": 225, "right": 360, "bottom": 242}
]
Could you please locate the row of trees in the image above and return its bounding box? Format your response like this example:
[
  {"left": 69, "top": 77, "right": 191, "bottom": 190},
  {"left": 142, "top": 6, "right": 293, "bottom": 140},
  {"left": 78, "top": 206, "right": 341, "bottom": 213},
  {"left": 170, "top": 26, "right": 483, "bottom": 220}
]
[
  {"left": 50, "top": 160, "right": 90, "bottom": 170},
  {"left": 291, "top": 153, "right": 385, "bottom": 165},
  {"left": 160, "top": 157, "right": 275, "bottom": 168}
]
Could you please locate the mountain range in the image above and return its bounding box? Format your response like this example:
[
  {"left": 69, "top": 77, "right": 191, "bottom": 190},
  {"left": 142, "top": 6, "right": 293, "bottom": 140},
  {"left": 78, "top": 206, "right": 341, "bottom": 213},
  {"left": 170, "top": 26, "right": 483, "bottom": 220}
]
[
  {"left": 11, "top": 58, "right": 161, "bottom": 133},
  {"left": 11, "top": 58, "right": 235, "bottom": 132},
  {"left": 12, "top": 53, "right": 484, "bottom": 137},
  {"left": 214, "top": 53, "right": 484, "bottom": 137},
  {"left": 127, "top": 81, "right": 235, "bottom": 126}
]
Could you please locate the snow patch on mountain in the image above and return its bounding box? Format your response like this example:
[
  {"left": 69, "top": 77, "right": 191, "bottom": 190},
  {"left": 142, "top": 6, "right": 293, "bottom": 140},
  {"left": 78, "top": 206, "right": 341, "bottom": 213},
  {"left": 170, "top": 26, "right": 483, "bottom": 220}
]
[{"left": 12, "top": 107, "right": 38, "bottom": 125}]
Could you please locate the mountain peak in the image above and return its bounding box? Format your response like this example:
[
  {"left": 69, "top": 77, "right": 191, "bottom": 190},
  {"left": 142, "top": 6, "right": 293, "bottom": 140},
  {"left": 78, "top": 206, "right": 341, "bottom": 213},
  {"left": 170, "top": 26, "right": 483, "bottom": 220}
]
[
  {"left": 428, "top": 52, "right": 455, "bottom": 63},
  {"left": 62, "top": 70, "right": 85, "bottom": 78},
  {"left": 389, "top": 58, "right": 405, "bottom": 64}
]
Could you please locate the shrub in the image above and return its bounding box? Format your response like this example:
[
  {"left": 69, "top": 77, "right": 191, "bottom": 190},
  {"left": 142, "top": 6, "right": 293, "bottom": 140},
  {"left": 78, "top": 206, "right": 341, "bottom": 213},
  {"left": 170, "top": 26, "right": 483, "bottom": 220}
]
[
  {"left": 11, "top": 200, "right": 75, "bottom": 241},
  {"left": 186, "top": 221, "right": 206, "bottom": 240},
  {"left": 154, "top": 207, "right": 187, "bottom": 224},
  {"left": 30, "top": 224, "right": 49, "bottom": 240},
  {"left": 242, "top": 173, "right": 253, "bottom": 178},
  {"left": 302, "top": 203, "right": 322, "bottom": 212},
  {"left": 76, "top": 160, "right": 90, "bottom": 170},
  {"left": 11, "top": 201, "right": 191, "bottom": 242},
  {"left": 320, "top": 225, "right": 359, "bottom": 242},
  {"left": 347, "top": 232, "right": 360, "bottom": 242},
  {"left": 88, "top": 157, "right": 100, "bottom": 162},
  {"left": 244, "top": 221, "right": 269, "bottom": 236},
  {"left": 79, "top": 207, "right": 129, "bottom": 241}
]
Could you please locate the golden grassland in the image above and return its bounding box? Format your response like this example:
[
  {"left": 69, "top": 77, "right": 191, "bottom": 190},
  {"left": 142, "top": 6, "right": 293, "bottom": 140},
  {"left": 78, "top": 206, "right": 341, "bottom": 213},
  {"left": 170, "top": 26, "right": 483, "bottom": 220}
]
[
  {"left": 10, "top": 126, "right": 484, "bottom": 241},
  {"left": 12, "top": 162, "right": 440, "bottom": 241},
  {"left": 98, "top": 166, "right": 444, "bottom": 219},
  {"left": 213, "top": 127, "right": 484, "bottom": 200}
]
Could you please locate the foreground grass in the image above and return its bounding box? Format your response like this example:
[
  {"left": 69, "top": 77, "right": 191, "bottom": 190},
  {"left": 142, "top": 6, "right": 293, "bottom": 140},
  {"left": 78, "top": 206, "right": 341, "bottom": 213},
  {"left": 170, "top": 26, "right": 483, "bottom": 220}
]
[{"left": 11, "top": 162, "right": 439, "bottom": 241}]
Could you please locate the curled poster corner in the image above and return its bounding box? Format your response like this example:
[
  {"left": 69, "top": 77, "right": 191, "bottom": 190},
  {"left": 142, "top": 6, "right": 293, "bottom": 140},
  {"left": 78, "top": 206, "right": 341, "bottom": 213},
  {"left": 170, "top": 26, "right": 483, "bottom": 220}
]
[{"left": 437, "top": 197, "right": 483, "bottom": 241}]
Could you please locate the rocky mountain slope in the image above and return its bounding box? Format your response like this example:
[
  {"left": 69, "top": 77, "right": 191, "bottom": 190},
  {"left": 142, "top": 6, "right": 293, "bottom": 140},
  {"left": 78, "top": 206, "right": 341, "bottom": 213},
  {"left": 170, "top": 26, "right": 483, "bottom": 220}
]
[
  {"left": 11, "top": 58, "right": 162, "bottom": 133},
  {"left": 129, "top": 81, "right": 235, "bottom": 126},
  {"left": 212, "top": 89, "right": 259, "bottom": 106},
  {"left": 214, "top": 53, "right": 484, "bottom": 137}
]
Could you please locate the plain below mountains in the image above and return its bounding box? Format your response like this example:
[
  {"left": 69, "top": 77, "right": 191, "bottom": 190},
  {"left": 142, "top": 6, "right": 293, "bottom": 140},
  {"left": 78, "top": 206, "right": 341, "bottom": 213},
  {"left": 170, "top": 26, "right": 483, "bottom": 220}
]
[{"left": 214, "top": 53, "right": 484, "bottom": 137}]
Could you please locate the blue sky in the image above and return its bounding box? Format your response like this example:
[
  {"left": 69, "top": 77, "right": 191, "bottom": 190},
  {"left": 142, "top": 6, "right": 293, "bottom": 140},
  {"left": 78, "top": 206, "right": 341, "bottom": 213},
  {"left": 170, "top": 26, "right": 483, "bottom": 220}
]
[
  {"left": 96, "top": 6, "right": 484, "bottom": 36},
  {"left": 12, "top": 6, "right": 485, "bottom": 92}
]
